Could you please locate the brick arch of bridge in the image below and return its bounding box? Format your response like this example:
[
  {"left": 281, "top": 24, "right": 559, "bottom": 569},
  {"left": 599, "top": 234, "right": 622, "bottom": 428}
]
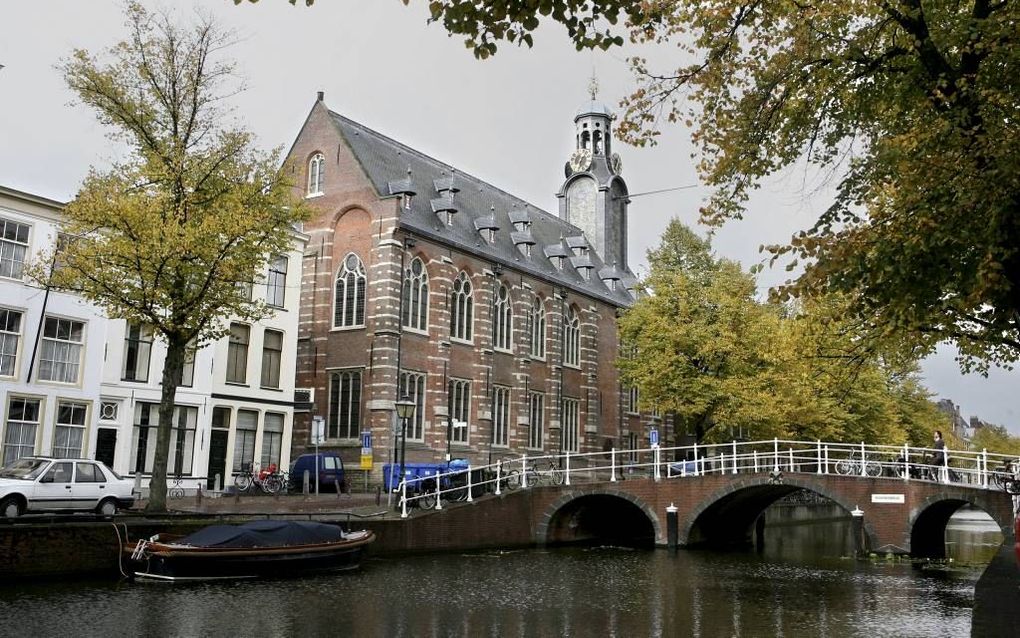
[
  {"left": 907, "top": 488, "right": 1015, "bottom": 558},
  {"left": 534, "top": 487, "right": 663, "bottom": 546},
  {"left": 677, "top": 475, "right": 882, "bottom": 549}
]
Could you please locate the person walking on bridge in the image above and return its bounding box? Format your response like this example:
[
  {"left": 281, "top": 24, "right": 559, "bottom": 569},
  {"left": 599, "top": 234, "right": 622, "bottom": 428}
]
[{"left": 931, "top": 430, "right": 948, "bottom": 483}]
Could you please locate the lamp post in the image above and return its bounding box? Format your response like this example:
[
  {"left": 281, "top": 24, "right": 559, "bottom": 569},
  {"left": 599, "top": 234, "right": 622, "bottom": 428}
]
[{"left": 395, "top": 394, "right": 416, "bottom": 491}]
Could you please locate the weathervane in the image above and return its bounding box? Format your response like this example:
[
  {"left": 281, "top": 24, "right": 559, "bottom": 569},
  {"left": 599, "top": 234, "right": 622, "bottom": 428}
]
[{"left": 588, "top": 72, "right": 599, "bottom": 101}]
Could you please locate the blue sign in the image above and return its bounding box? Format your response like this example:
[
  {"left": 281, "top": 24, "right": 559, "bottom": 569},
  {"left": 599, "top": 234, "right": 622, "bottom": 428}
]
[
  {"left": 650, "top": 428, "right": 659, "bottom": 447},
  {"left": 361, "top": 430, "right": 372, "bottom": 450}
]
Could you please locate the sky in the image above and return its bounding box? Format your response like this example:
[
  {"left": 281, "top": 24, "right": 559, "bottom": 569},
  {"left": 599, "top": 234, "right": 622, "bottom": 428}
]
[{"left": 1, "top": 1, "right": 1016, "bottom": 433}]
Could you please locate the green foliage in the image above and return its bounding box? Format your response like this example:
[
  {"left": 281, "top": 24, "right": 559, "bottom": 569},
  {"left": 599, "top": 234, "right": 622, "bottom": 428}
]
[
  {"left": 397, "top": 0, "right": 1020, "bottom": 372},
  {"left": 970, "top": 423, "right": 1020, "bottom": 457},
  {"left": 37, "top": 3, "right": 307, "bottom": 512},
  {"left": 620, "top": 220, "right": 948, "bottom": 445}
]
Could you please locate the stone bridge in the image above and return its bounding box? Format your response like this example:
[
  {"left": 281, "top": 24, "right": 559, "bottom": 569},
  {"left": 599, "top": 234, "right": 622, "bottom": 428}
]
[{"left": 398, "top": 473, "right": 1016, "bottom": 558}]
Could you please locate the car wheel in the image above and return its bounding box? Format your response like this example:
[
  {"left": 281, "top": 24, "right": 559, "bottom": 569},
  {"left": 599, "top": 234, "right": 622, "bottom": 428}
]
[
  {"left": 1, "top": 496, "right": 23, "bottom": 519},
  {"left": 96, "top": 498, "right": 118, "bottom": 517}
]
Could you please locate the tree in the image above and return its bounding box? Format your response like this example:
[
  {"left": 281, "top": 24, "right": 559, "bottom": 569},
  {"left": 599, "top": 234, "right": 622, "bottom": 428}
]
[
  {"left": 970, "top": 423, "right": 1020, "bottom": 457},
  {"left": 38, "top": 3, "right": 306, "bottom": 512},
  {"left": 621, "top": 220, "right": 948, "bottom": 445},
  {"left": 392, "top": 0, "right": 1020, "bottom": 372}
]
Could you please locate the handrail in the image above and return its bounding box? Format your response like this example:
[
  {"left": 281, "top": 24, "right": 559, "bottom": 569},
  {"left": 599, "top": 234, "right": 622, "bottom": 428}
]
[{"left": 395, "top": 438, "right": 1020, "bottom": 517}]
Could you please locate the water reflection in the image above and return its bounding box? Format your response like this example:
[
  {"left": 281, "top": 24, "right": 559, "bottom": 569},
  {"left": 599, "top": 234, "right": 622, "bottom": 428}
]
[{"left": 0, "top": 505, "right": 1003, "bottom": 637}]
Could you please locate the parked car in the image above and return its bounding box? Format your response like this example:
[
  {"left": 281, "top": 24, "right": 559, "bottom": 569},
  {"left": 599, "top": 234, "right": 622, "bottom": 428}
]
[
  {"left": 289, "top": 452, "right": 346, "bottom": 493},
  {"left": 0, "top": 456, "right": 136, "bottom": 518}
]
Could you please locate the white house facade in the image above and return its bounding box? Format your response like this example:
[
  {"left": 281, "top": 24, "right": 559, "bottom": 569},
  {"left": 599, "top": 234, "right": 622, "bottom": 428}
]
[{"left": 0, "top": 185, "right": 308, "bottom": 494}]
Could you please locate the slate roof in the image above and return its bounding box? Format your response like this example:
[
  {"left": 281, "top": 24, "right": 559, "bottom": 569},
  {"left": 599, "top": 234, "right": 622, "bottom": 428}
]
[{"left": 328, "top": 110, "right": 637, "bottom": 307}]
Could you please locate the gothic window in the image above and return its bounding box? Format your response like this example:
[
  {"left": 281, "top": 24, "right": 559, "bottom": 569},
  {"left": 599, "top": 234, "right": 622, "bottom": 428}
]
[
  {"left": 450, "top": 271, "right": 473, "bottom": 341},
  {"left": 493, "top": 282, "right": 512, "bottom": 351},
  {"left": 399, "top": 371, "right": 426, "bottom": 441},
  {"left": 448, "top": 379, "right": 470, "bottom": 444},
  {"left": 492, "top": 386, "right": 510, "bottom": 447},
  {"left": 529, "top": 296, "right": 546, "bottom": 359},
  {"left": 328, "top": 369, "right": 362, "bottom": 440},
  {"left": 562, "top": 398, "right": 579, "bottom": 453},
  {"left": 307, "top": 153, "right": 324, "bottom": 196},
  {"left": 528, "top": 391, "right": 544, "bottom": 450},
  {"left": 401, "top": 257, "right": 429, "bottom": 331},
  {"left": 562, "top": 306, "right": 580, "bottom": 367},
  {"left": 334, "top": 253, "right": 366, "bottom": 328}
]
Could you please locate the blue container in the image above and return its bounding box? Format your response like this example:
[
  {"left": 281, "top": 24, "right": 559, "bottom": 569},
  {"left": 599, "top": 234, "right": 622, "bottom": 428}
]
[{"left": 383, "top": 460, "right": 469, "bottom": 491}]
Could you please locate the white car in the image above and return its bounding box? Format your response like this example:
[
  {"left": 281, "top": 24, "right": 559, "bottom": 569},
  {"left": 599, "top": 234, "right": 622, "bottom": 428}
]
[{"left": 0, "top": 456, "right": 136, "bottom": 518}]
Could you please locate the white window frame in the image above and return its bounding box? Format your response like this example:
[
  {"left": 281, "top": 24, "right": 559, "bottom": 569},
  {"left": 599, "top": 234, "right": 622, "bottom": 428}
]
[
  {"left": 334, "top": 253, "right": 367, "bottom": 329},
  {"left": 399, "top": 370, "right": 427, "bottom": 442},
  {"left": 529, "top": 296, "right": 546, "bottom": 360},
  {"left": 448, "top": 378, "right": 471, "bottom": 444},
  {"left": 266, "top": 255, "right": 288, "bottom": 308},
  {"left": 563, "top": 307, "right": 580, "bottom": 368},
  {"left": 3, "top": 396, "right": 41, "bottom": 465},
  {"left": 328, "top": 369, "right": 362, "bottom": 440},
  {"left": 38, "top": 316, "right": 85, "bottom": 385},
  {"left": 307, "top": 152, "right": 325, "bottom": 196},
  {"left": 121, "top": 322, "right": 153, "bottom": 382},
  {"left": 562, "top": 397, "right": 580, "bottom": 453},
  {"left": 401, "top": 257, "right": 429, "bottom": 333},
  {"left": 226, "top": 323, "right": 250, "bottom": 385},
  {"left": 450, "top": 271, "right": 474, "bottom": 342},
  {"left": 233, "top": 409, "right": 259, "bottom": 472},
  {"left": 261, "top": 412, "right": 285, "bottom": 469},
  {"left": 528, "top": 391, "right": 544, "bottom": 450},
  {"left": 493, "top": 282, "right": 512, "bottom": 352},
  {"left": 53, "top": 400, "right": 88, "bottom": 458},
  {"left": 261, "top": 329, "right": 284, "bottom": 389},
  {"left": 131, "top": 402, "right": 197, "bottom": 475},
  {"left": 0, "top": 217, "right": 31, "bottom": 280},
  {"left": 492, "top": 385, "right": 510, "bottom": 447},
  {"left": 0, "top": 307, "right": 24, "bottom": 378}
]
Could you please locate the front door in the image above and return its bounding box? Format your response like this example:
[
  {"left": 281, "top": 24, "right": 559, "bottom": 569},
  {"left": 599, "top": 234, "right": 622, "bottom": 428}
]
[
  {"left": 95, "top": 428, "right": 117, "bottom": 468},
  {"left": 207, "top": 429, "right": 228, "bottom": 490}
]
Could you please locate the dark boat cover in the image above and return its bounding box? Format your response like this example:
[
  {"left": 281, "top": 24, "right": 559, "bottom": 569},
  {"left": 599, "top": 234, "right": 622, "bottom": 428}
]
[{"left": 178, "top": 520, "right": 346, "bottom": 549}]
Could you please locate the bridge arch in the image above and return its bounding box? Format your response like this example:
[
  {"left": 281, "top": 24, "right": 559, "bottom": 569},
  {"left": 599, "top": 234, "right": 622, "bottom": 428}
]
[
  {"left": 681, "top": 477, "right": 880, "bottom": 550},
  {"left": 908, "top": 492, "right": 1012, "bottom": 559},
  {"left": 536, "top": 488, "right": 659, "bottom": 548}
]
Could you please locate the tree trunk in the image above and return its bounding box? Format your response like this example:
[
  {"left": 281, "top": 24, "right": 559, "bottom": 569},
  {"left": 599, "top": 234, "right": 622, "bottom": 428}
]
[{"left": 145, "top": 335, "right": 187, "bottom": 513}]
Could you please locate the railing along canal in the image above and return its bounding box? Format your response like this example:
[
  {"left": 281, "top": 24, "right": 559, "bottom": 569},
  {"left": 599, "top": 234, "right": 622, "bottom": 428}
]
[{"left": 395, "top": 439, "right": 1020, "bottom": 518}]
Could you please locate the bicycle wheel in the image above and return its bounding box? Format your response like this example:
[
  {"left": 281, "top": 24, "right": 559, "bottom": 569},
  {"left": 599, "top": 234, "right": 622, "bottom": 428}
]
[
  {"left": 865, "top": 461, "right": 882, "bottom": 477},
  {"left": 992, "top": 471, "right": 1008, "bottom": 490},
  {"left": 264, "top": 475, "right": 283, "bottom": 494},
  {"left": 834, "top": 460, "right": 852, "bottom": 476},
  {"left": 234, "top": 473, "right": 253, "bottom": 492},
  {"left": 420, "top": 493, "right": 437, "bottom": 510},
  {"left": 549, "top": 465, "right": 564, "bottom": 486},
  {"left": 505, "top": 469, "right": 521, "bottom": 490}
]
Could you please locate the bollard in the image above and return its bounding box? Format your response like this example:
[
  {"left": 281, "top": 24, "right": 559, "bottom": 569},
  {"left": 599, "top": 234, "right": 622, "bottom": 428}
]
[
  {"left": 214, "top": 473, "right": 222, "bottom": 492},
  {"left": 303, "top": 470, "right": 310, "bottom": 495},
  {"left": 196, "top": 485, "right": 203, "bottom": 505},
  {"left": 666, "top": 503, "right": 678, "bottom": 552},
  {"left": 851, "top": 505, "right": 866, "bottom": 558}
]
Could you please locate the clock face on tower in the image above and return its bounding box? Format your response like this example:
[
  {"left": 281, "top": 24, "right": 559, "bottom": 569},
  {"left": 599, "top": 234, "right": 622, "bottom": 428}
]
[{"left": 568, "top": 148, "right": 593, "bottom": 173}]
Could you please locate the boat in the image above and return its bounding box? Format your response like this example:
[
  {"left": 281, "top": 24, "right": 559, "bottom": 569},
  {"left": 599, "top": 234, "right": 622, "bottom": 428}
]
[{"left": 127, "top": 520, "right": 375, "bottom": 582}]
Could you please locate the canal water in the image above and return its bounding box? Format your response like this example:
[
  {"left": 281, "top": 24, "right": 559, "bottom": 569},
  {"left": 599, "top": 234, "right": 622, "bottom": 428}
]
[{"left": 0, "top": 504, "right": 1005, "bottom": 637}]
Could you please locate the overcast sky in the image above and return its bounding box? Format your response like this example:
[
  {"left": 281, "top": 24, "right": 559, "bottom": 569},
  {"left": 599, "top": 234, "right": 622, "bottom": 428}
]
[{"left": 2, "top": 1, "right": 1016, "bottom": 433}]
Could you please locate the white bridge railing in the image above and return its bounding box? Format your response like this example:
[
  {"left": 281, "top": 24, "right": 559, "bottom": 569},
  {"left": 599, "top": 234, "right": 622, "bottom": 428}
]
[{"left": 396, "top": 438, "right": 1020, "bottom": 517}]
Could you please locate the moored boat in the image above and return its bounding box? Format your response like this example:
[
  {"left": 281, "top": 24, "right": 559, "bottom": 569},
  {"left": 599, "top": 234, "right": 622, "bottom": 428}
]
[{"left": 128, "top": 520, "right": 375, "bottom": 582}]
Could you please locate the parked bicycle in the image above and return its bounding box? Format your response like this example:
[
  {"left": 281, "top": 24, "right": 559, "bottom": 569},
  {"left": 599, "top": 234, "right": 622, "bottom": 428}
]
[
  {"left": 834, "top": 453, "right": 882, "bottom": 477},
  {"left": 234, "top": 463, "right": 285, "bottom": 495},
  {"left": 506, "top": 460, "right": 564, "bottom": 489},
  {"left": 991, "top": 459, "right": 1020, "bottom": 495}
]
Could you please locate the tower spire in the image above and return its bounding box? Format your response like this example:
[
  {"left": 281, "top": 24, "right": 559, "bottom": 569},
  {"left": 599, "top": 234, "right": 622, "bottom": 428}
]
[{"left": 588, "top": 71, "right": 599, "bottom": 101}]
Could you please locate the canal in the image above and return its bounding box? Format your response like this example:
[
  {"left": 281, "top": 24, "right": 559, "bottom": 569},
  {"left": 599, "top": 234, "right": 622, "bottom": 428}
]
[{"left": 0, "top": 503, "right": 1005, "bottom": 637}]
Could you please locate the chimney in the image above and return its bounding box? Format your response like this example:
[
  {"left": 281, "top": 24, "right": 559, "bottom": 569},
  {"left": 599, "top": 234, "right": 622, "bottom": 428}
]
[{"left": 316, "top": 91, "right": 324, "bottom": 102}]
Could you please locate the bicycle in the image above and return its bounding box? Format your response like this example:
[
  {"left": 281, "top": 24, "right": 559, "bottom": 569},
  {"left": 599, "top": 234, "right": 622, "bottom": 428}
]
[
  {"left": 510, "top": 460, "right": 564, "bottom": 488},
  {"left": 234, "top": 463, "right": 285, "bottom": 495},
  {"left": 834, "top": 453, "right": 882, "bottom": 477},
  {"left": 991, "top": 460, "right": 1020, "bottom": 495}
]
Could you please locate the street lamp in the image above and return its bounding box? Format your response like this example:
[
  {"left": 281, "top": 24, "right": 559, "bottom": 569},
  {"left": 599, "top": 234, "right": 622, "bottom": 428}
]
[{"left": 395, "top": 394, "right": 416, "bottom": 491}]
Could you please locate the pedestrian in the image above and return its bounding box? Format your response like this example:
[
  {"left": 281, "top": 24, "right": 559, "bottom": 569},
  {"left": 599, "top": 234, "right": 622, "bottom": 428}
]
[{"left": 931, "top": 430, "right": 947, "bottom": 482}]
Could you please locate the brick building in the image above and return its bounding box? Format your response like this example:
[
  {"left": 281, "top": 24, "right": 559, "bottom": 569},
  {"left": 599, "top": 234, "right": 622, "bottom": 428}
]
[{"left": 286, "top": 91, "right": 664, "bottom": 480}]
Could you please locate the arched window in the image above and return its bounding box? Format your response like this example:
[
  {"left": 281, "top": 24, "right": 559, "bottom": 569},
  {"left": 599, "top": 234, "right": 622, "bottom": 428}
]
[
  {"left": 450, "top": 271, "right": 473, "bottom": 341},
  {"left": 401, "top": 257, "right": 429, "bottom": 331},
  {"left": 581, "top": 130, "right": 591, "bottom": 150},
  {"left": 530, "top": 295, "right": 546, "bottom": 359},
  {"left": 493, "top": 282, "right": 512, "bottom": 351},
  {"left": 593, "top": 130, "right": 603, "bottom": 155},
  {"left": 563, "top": 306, "right": 580, "bottom": 367},
  {"left": 334, "top": 253, "right": 366, "bottom": 328},
  {"left": 307, "top": 153, "right": 324, "bottom": 196}
]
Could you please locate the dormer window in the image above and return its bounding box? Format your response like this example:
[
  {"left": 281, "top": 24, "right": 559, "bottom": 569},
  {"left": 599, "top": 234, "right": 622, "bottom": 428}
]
[
  {"left": 307, "top": 153, "right": 324, "bottom": 196},
  {"left": 485, "top": 228, "right": 496, "bottom": 243},
  {"left": 402, "top": 193, "right": 412, "bottom": 210}
]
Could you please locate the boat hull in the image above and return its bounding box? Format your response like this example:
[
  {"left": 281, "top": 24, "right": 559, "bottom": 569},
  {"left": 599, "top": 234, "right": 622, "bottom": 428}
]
[{"left": 132, "top": 530, "right": 374, "bottom": 582}]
